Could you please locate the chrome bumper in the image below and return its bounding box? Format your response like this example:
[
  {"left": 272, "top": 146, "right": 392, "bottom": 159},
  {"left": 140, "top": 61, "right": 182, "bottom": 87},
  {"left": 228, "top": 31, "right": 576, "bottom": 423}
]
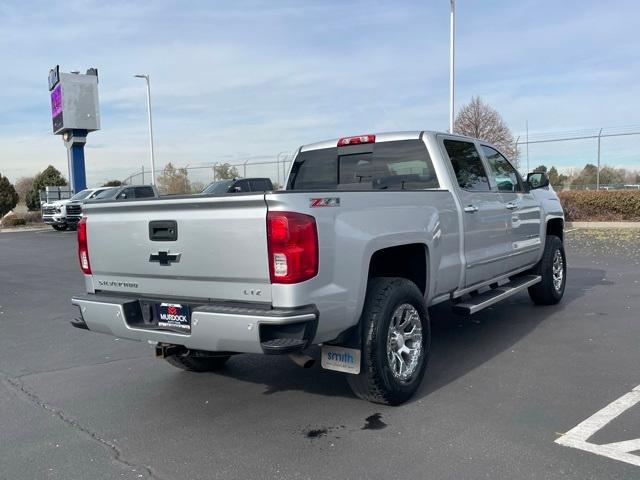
[
  {"left": 71, "top": 294, "right": 317, "bottom": 354},
  {"left": 42, "top": 215, "right": 65, "bottom": 225}
]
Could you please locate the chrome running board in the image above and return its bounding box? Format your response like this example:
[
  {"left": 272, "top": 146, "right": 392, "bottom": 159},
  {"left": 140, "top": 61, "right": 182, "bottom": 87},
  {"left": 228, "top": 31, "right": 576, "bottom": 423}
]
[{"left": 452, "top": 275, "right": 541, "bottom": 315}]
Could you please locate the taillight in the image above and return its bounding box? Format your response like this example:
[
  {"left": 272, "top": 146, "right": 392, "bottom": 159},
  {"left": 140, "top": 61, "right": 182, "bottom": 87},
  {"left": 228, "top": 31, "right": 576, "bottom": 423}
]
[
  {"left": 77, "top": 217, "right": 91, "bottom": 274},
  {"left": 337, "top": 134, "right": 375, "bottom": 147},
  {"left": 267, "top": 211, "right": 318, "bottom": 284}
]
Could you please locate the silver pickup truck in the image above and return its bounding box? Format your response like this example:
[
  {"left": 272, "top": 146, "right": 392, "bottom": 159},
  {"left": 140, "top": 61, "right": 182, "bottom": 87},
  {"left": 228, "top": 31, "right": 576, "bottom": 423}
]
[{"left": 71, "top": 131, "right": 566, "bottom": 405}]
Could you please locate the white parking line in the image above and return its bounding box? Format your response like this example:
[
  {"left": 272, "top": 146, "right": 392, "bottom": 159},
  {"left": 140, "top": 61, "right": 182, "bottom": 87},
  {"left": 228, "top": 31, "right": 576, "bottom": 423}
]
[{"left": 555, "top": 385, "right": 640, "bottom": 467}]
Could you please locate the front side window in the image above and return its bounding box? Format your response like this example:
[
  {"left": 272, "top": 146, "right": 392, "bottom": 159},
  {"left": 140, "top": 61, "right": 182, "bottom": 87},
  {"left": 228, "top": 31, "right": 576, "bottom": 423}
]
[
  {"left": 116, "top": 188, "right": 133, "bottom": 200},
  {"left": 134, "top": 186, "right": 155, "bottom": 198},
  {"left": 288, "top": 140, "right": 439, "bottom": 191},
  {"left": 202, "top": 180, "right": 233, "bottom": 194},
  {"left": 233, "top": 180, "right": 251, "bottom": 192},
  {"left": 70, "top": 190, "right": 92, "bottom": 201},
  {"left": 250, "top": 179, "right": 270, "bottom": 191},
  {"left": 481, "top": 145, "right": 522, "bottom": 193},
  {"left": 94, "top": 187, "right": 118, "bottom": 199},
  {"left": 443, "top": 140, "right": 490, "bottom": 192}
]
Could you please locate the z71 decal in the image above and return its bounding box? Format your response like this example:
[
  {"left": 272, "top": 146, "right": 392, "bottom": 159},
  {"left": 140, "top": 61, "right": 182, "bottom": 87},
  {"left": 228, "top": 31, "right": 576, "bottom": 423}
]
[{"left": 310, "top": 197, "right": 340, "bottom": 208}]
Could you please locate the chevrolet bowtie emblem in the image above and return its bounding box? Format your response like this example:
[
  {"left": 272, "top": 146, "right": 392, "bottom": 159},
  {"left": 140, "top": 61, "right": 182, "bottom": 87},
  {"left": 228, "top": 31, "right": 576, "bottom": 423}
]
[{"left": 149, "top": 251, "right": 181, "bottom": 266}]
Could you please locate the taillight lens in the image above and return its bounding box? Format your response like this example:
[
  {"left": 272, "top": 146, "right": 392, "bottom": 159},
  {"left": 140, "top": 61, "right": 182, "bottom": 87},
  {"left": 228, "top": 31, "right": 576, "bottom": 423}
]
[
  {"left": 77, "top": 217, "right": 91, "bottom": 274},
  {"left": 267, "top": 211, "right": 318, "bottom": 284}
]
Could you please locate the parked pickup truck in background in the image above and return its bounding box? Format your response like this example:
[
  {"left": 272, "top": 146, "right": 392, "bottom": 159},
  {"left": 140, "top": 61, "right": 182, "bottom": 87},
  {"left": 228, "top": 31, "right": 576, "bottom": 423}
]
[
  {"left": 90, "top": 184, "right": 158, "bottom": 201},
  {"left": 201, "top": 177, "right": 274, "bottom": 195},
  {"left": 42, "top": 187, "right": 110, "bottom": 231},
  {"left": 71, "top": 131, "right": 566, "bottom": 405}
]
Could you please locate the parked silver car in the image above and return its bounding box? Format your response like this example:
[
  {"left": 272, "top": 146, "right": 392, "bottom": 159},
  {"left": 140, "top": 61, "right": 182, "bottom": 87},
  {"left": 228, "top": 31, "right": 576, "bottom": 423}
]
[{"left": 71, "top": 131, "right": 566, "bottom": 404}]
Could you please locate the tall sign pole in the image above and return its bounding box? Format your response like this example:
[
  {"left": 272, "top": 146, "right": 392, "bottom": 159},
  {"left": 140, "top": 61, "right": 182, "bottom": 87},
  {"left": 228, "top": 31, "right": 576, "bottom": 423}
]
[
  {"left": 49, "top": 66, "right": 100, "bottom": 193},
  {"left": 449, "top": 0, "right": 456, "bottom": 133},
  {"left": 135, "top": 74, "right": 156, "bottom": 185}
]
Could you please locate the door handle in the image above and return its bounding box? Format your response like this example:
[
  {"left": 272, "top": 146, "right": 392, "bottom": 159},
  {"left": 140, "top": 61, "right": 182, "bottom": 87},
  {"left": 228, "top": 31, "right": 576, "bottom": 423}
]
[
  {"left": 505, "top": 202, "right": 518, "bottom": 210},
  {"left": 464, "top": 205, "right": 479, "bottom": 213}
]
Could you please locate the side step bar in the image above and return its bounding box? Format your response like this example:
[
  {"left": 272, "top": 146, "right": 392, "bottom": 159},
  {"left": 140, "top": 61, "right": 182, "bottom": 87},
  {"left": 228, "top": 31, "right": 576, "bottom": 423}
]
[{"left": 452, "top": 275, "right": 541, "bottom": 315}]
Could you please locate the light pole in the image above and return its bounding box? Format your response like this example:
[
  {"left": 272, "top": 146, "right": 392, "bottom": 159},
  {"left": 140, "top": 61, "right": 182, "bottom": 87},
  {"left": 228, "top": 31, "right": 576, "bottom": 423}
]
[
  {"left": 449, "top": 0, "right": 456, "bottom": 133},
  {"left": 134, "top": 74, "right": 156, "bottom": 185},
  {"left": 596, "top": 128, "right": 603, "bottom": 190}
]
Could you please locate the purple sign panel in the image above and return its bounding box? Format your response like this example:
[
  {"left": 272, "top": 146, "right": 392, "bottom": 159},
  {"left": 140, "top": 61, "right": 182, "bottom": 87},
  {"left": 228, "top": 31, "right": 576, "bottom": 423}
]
[{"left": 51, "top": 85, "right": 63, "bottom": 118}]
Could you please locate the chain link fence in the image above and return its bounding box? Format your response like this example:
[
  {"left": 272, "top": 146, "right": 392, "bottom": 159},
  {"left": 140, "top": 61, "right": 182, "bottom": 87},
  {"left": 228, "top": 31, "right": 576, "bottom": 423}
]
[
  {"left": 122, "top": 126, "right": 640, "bottom": 194},
  {"left": 514, "top": 125, "right": 640, "bottom": 190},
  {"left": 122, "top": 154, "right": 294, "bottom": 195}
]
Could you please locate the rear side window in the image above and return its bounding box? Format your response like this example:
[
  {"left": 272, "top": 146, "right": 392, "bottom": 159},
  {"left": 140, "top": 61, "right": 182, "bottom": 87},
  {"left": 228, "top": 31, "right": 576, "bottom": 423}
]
[
  {"left": 443, "top": 140, "right": 490, "bottom": 192},
  {"left": 134, "top": 186, "right": 155, "bottom": 198},
  {"left": 288, "top": 140, "right": 439, "bottom": 191}
]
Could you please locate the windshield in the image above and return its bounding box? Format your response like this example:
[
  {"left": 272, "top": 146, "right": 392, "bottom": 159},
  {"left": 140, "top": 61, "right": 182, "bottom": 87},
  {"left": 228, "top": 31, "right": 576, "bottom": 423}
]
[
  {"left": 70, "top": 190, "right": 92, "bottom": 201},
  {"left": 94, "top": 187, "right": 118, "bottom": 199},
  {"left": 202, "top": 180, "right": 233, "bottom": 194}
]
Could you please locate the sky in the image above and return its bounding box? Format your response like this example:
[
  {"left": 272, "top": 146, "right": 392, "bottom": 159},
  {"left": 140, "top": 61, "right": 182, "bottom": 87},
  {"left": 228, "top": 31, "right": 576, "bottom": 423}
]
[{"left": 1, "top": 0, "right": 639, "bottom": 186}]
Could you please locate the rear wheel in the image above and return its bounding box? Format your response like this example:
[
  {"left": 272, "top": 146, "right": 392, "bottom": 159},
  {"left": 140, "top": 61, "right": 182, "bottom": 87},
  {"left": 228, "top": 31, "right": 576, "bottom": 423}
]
[
  {"left": 347, "top": 277, "right": 430, "bottom": 405},
  {"left": 52, "top": 225, "right": 67, "bottom": 231},
  {"left": 528, "top": 235, "right": 566, "bottom": 305},
  {"left": 165, "top": 353, "right": 231, "bottom": 372}
]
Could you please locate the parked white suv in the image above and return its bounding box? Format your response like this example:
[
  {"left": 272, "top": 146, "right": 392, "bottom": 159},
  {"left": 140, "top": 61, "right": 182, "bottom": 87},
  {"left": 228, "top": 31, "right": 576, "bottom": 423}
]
[{"left": 42, "top": 187, "right": 110, "bottom": 231}]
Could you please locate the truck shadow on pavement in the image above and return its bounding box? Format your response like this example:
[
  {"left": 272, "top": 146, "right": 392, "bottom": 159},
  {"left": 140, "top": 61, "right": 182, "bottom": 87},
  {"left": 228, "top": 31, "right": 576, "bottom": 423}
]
[
  {"left": 180, "top": 266, "right": 609, "bottom": 403},
  {"left": 417, "top": 266, "right": 608, "bottom": 400}
]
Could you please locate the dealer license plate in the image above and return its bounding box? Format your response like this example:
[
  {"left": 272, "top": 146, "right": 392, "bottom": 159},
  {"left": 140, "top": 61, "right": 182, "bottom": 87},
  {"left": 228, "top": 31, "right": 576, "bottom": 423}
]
[{"left": 157, "top": 303, "right": 191, "bottom": 333}]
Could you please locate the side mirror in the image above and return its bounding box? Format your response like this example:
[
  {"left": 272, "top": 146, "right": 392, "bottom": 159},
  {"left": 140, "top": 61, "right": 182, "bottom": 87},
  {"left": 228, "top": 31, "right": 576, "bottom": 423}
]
[
  {"left": 527, "top": 172, "right": 550, "bottom": 190},
  {"left": 232, "top": 186, "right": 242, "bottom": 193}
]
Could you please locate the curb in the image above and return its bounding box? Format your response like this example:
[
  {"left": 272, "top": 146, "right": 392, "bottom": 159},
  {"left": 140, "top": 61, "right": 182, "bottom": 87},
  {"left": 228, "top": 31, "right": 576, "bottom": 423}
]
[
  {"left": 0, "top": 225, "right": 52, "bottom": 234},
  {"left": 566, "top": 221, "right": 640, "bottom": 229}
]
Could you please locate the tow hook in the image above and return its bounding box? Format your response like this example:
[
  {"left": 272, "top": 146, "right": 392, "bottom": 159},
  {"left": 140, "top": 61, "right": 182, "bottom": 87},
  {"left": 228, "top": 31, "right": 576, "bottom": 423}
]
[{"left": 155, "top": 343, "right": 187, "bottom": 358}]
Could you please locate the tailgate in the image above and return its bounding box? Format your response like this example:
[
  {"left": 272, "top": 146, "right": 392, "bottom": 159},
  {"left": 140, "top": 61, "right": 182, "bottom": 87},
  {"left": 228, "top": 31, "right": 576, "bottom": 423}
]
[{"left": 84, "top": 194, "right": 271, "bottom": 302}]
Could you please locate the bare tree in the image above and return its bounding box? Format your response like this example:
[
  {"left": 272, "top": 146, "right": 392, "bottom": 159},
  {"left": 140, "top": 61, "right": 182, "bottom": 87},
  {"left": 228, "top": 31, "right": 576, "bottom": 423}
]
[
  {"left": 156, "top": 163, "right": 190, "bottom": 194},
  {"left": 213, "top": 163, "right": 240, "bottom": 180},
  {"left": 454, "top": 96, "right": 518, "bottom": 164},
  {"left": 14, "top": 176, "right": 34, "bottom": 203}
]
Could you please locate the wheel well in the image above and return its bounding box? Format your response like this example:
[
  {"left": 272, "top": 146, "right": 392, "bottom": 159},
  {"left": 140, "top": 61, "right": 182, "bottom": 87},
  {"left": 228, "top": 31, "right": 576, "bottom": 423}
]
[
  {"left": 368, "top": 244, "right": 427, "bottom": 294},
  {"left": 547, "top": 218, "right": 564, "bottom": 242}
]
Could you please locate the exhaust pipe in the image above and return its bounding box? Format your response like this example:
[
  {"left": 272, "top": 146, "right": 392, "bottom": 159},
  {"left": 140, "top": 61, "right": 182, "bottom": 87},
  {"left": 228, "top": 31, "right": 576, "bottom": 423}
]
[
  {"left": 289, "top": 352, "right": 315, "bottom": 368},
  {"left": 155, "top": 343, "right": 187, "bottom": 358}
]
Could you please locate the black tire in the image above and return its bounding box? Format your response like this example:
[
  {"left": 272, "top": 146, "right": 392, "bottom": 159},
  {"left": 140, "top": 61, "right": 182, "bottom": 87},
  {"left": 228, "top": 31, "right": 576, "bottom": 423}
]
[
  {"left": 347, "top": 277, "right": 430, "bottom": 405},
  {"left": 165, "top": 353, "right": 231, "bottom": 372},
  {"left": 528, "top": 235, "right": 566, "bottom": 305},
  {"left": 52, "top": 225, "right": 67, "bottom": 231}
]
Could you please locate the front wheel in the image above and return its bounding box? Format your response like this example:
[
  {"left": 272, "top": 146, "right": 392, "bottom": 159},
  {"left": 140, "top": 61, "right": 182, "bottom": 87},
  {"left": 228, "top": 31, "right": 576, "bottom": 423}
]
[
  {"left": 528, "top": 235, "right": 566, "bottom": 305},
  {"left": 347, "top": 277, "right": 430, "bottom": 405}
]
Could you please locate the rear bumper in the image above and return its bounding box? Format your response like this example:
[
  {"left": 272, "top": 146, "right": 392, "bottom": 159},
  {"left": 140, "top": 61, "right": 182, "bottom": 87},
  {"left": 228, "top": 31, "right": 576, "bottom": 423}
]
[{"left": 71, "top": 293, "right": 318, "bottom": 354}]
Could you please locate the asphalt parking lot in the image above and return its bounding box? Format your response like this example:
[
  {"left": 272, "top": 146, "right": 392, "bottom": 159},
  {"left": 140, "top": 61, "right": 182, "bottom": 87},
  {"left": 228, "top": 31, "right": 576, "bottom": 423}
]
[{"left": 1, "top": 228, "right": 639, "bottom": 480}]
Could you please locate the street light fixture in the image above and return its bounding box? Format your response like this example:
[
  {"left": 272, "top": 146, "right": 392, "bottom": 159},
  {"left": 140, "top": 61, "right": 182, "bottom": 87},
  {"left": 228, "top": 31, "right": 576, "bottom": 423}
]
[{"left": 134, "top": 74, "right": 156, "bottom": 185}]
